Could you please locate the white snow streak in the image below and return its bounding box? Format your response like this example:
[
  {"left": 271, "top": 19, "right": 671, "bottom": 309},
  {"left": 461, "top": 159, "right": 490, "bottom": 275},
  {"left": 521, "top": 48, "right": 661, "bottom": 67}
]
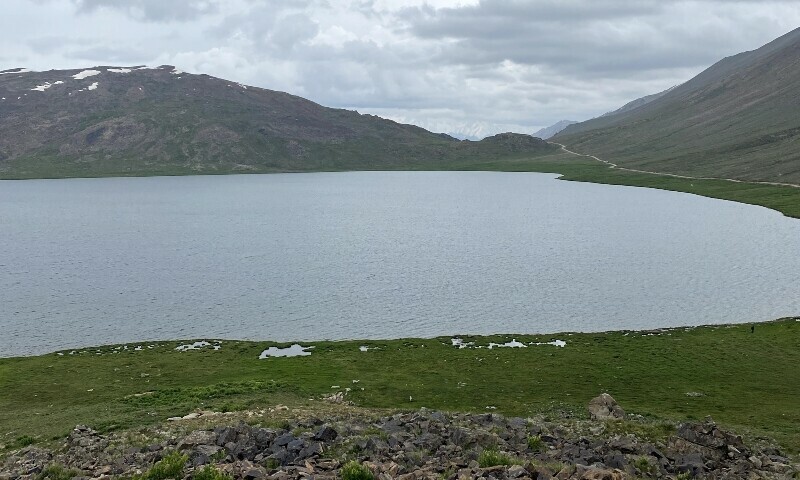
[{"left": 72, "top": 70, "right": 101, "bottom": 80}]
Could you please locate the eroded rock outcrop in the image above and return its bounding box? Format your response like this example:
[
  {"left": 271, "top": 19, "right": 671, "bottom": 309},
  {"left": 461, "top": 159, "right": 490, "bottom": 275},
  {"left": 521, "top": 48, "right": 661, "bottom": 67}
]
[{"left": 1, "top": 409, "right": 796, "bottom": 479}]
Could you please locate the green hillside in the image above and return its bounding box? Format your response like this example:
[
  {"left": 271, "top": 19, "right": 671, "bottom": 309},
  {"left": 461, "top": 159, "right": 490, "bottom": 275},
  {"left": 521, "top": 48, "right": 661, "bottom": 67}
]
[
  {"left": 555, "top": 27, "right": 800, "bottom": 184},
  {"left": 0, "top": 66, "right": 556, "bottom": 179}
]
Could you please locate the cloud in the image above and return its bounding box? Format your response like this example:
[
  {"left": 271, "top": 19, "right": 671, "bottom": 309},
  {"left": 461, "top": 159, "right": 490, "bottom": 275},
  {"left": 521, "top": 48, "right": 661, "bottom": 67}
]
[
  {"left": 399, "top": 0, "right": 799, "bottom": 77},
  {"left": 4, "top": 0, "right": 800, "bottom": 138},
  {"left": 71, "top": 0, "right": 220, "bottom": 22}
]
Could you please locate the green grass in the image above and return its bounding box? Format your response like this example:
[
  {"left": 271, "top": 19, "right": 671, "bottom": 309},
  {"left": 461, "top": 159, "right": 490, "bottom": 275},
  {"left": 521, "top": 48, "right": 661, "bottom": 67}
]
[
  {"left": 633, "top": 456, "right": 656, "bottom": 475},
  {"left": 36, "top": 465, "right": 81, "bottom": 480},
  {"left": 340, "top": 460, "right": 375, "bottom": 480},
  {"left": 193, "top": 465, "right": 233, "bottom": 480},
  {"left": 478, "top": 449, "right": 519, "bottom": 467},
  {"left": 527, "top": 435, "right": 544, "bottom": 452},
  {"left": 1, "top": 319, "right": 798, "bottom": 455},
  {"left": 134, "top": 451, "right": 187, "bottom": 480}
]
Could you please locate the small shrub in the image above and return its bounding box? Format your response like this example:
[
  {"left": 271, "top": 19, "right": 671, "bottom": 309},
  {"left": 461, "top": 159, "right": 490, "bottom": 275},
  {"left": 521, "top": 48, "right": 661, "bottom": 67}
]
[
  {"left": 36, "top": 465, "right": 80, "bottom": 480},
  {"left": 11, "top": 435, "right": 36, "bottom": 449},
  {"left": 675, "top": 472, "right": 692, "bottom": 480},
  {"left": 340, "top": 460, "right": 375, "bottom": 480},
  {"left": 527, "top": 435, "right": 544, "bottom": 452},
  {"left": 478, "top": 449, "right": 516, "bottom": 468},
  {"left": 193, "top": 465, "right": 232, "bottom": 480},
  {"left": 438, "top": 467, "right": 455, "bottom": 480},
  {"left": 135, "top": 451, "right": 188, "bottom": 480},
  {"left": 633, "top": 456, "right": 655, "bottom": 475},
  {"left": 217, "top": 402, "right": 248, "bottom": 413},
  {"left": 210, "top": 449, "right": 227, "bottom": 462},
  {"left": 264, "top": 458, "right": 280, "bottom": 470}
]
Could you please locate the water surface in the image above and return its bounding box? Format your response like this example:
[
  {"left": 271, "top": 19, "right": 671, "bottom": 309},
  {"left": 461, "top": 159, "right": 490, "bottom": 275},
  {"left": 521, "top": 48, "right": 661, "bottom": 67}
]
[{"left": 2, "top": 171, "right": 799, "bottom": 357}]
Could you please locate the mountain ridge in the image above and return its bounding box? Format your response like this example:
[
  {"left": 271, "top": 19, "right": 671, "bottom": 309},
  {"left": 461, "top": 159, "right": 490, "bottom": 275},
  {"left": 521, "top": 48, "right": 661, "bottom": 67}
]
[
  {"left": 533, "top": 120, "right": 577, "bottom": 139},
  {"left": 0, "top": 65, "right": 555, "bottom": 179}
]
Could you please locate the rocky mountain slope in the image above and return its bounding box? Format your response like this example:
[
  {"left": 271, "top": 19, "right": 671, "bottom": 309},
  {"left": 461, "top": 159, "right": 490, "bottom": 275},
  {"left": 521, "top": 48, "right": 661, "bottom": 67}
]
[
  {"left": 597, "top": 88, "right": 674, "bottom": 119},
  {"left": 3, "top": 403, "right": 797, "bottom": 479},
  {"left": 533, "top": 121, "right": 577, "bottom": 140},
  {"left": 0, "top": 66, "right": 555, "bottom": 179},
  {"left": 555, "top": 27, "right": 800, "bottom": 184}
]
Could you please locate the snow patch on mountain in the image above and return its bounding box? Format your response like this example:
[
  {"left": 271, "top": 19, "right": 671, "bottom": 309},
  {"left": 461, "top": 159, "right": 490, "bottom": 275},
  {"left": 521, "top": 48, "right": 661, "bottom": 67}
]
[
  {"left": 72, "top": 70, "right": 101, "bottom": 80},
  {"left": 0, "top": 68, "right": 30, "bottom": 75},
  {"left": 30, "top": 80, "right": 65, "bottom": 92}
]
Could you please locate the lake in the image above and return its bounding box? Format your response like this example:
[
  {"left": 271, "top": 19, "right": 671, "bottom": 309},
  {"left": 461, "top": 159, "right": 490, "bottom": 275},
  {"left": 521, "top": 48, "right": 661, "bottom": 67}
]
[{"left": 2, "top": 171, "right": 799, "bottom": 357}]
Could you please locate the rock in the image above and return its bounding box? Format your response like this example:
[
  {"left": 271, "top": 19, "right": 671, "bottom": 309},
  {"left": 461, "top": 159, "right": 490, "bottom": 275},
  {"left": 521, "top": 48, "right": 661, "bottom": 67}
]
[
  {"left": 314, "top": 425, "right": 338, "bottom": 442},
  {"left": 674, "top": 453, "right": 705, "bottom": 477},
  {"left": 0, "top": 408, "right": 791, "bottom": 480},
  {"left": 253, "top": 428, "right": 274, "bottom": 448},
  {"left": 607, "top": 435, "right": 636, "bottom": 453},
  {"left": 507, "top": 464, "right": 527, "bottom": 478},
  {"left": 243, "top": 467, "right": 265, "bottom": 479},
  {"left": 450, "top": 427, "right": 472, "bottom": 446},
  {"left": 177, "top": 430, "right": 216, "bottom": 450},
  {"left": 274, "top": 433, "right": 296, "bottom": 447},
  {"left": 676, "top": 418, "right": 745, "bottom": 452},
  {"left": 297, "top": 441, "right": 322, "bottom": 459},
  {"left": 215, "top": 426, "right": 238, "bottom": 446},
  {"left": 587, "top": 393, "right": 625, "bottom": 420},
  {"left": 579, "top": 467, "right": 625, "bottom": 480},
  {"left": 603, "top": 453, "right": 627, "bottom": 469}
]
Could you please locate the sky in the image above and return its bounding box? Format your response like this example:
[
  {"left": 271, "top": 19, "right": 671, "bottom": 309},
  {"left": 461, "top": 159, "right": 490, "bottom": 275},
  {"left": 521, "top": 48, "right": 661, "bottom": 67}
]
[{"left": 2, "top": 1, "right": 799, "bottom": 139}]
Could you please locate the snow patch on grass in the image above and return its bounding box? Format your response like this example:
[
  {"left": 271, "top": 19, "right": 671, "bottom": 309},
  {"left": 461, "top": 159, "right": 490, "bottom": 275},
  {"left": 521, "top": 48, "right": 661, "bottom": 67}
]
[
  {"left": 451, "top": 337, "right": 566, "bottom": 349},
  {"left": 259, "top": 344, "right": 314, "bottom": 359},
  {"left": 175, "top": 341, "right": 222, "bottom": 352},
  {"left": 487, "top": 339, "right": 527, "bottom": 349}
]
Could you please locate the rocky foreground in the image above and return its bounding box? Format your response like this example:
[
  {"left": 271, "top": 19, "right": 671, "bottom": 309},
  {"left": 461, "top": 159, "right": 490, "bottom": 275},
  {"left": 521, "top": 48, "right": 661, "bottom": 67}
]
[{"left": 2, "top": 398, "right": 798, "bottom": 480}]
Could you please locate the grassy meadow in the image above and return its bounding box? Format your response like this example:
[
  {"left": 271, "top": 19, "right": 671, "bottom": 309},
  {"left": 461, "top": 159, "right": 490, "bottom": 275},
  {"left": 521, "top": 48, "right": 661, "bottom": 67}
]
[{"left": 1, "top": 319, "right": 798, "bottom": 454}]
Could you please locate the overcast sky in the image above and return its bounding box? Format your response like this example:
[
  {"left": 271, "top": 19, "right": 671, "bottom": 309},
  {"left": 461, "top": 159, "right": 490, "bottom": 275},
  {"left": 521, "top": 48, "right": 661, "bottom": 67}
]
[{"left": 2, "top": 1, "right": 799, "bottom": 138}]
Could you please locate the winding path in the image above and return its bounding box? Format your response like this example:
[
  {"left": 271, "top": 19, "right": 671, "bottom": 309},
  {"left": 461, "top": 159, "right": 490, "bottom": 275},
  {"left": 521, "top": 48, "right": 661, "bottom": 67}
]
[{"left": 549, "top": 142, "right": 800, "bottom": 189}]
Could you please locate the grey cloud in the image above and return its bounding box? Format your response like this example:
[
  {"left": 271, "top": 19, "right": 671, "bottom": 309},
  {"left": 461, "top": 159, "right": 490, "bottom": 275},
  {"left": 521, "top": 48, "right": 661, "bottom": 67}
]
[
  {"left": 399, "top": 0, "right": 796, "bottom": 78},
  {"left": 5, "top": 0, "right": 800, "bottom": 138},
  {"left": 65, "top": 45, "right": 151, "bottom": 63},
  {"left": 72, "top": 0, "right": 219, "bottom": 22},
  {"left": 269, "top": 13, "right": 320, "bottom": 49}
]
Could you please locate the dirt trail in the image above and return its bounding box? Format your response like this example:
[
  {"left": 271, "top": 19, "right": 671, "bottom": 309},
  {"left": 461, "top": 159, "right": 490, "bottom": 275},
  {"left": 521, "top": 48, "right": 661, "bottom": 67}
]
[{"left": 550, "top": 142, "right": 800, "bottom": 189}]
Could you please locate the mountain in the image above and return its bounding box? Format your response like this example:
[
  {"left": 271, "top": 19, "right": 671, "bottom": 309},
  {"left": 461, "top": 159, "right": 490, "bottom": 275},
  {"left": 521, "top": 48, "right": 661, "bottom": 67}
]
[
  {"left": 533, "top": 120, "right": 578, "bottom": 139},
  {"left": 555, "top": 27, "right": 800, "bottom": 184},
  {"left": 598, "top": 87, "right": 674, "bottom": 118},
  {"left": 0, "top": 66, "right": 555, "bottom": 179}
]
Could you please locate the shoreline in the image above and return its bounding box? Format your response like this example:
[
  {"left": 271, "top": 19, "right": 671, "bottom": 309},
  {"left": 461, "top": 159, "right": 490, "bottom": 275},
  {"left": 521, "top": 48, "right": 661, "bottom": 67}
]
[
  {"left": 5, "top": 317, "right": 798, "bottom": 360},
  {"left": 2, "top": 150, "right": 799, "bottom": 219}
]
